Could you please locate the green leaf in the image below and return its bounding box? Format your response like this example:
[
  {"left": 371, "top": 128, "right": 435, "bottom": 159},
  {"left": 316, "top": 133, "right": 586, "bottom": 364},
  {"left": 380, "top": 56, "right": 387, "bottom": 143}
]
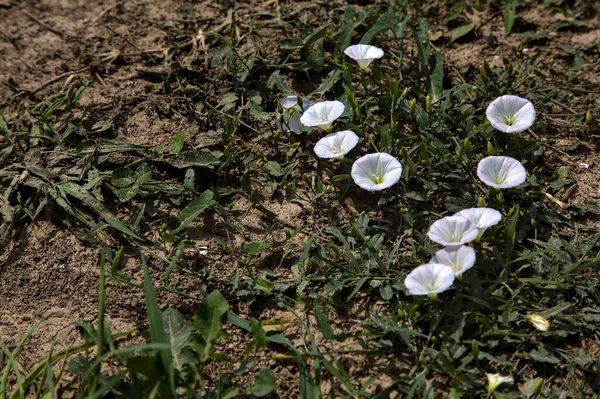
[
  {"left": 449, "top": 21, "right": 475, "bottom": 41},
  {"left": 309, "top": 69, "right": 343, "bottom": 97},
  {"left": 171, "top": 132, "right": 185, "bottom": 154},
  {"left": 142, "top": 254, "right": 175, "bottom": 396},
  {"left": 539, "top": 302, "right": 572, "bottom": 319},
  {"left": 314, "top": 308, "right": 335, "bottom": 339},
  {"left": 191, "top": 291, "right": 229, "bottom": 362},
  {"left": 227, "top": 312, "right": 298, "bottom": 353},
  {"left": 360, "top": 9, "right": 394, "bottom": 44},
  {"left": 505, "top": 0, "right": 518, "bottom": 36},
  {"left": 248, "top": 368, "right": 276, "bottom": 397},
  {"left": 162, "top": 308, "right": 193, "bottom": 372},
  {"left": 59, "top": 182, "right": 142, "bottom": 240},
  {"left": 111, "top": 168, "right": 137, "bottom": 188},
  {"left": 244, "top": 241, "right": 275, "bottom": 254},
  {"left": 170, "top": 190, "right": 215, "bottom": 234},
  {"left": 529, "top": 348, "right": 560, "bottom": 364},
  {"left": 167, "top": 151, "right": 221, "bottom": 169}
]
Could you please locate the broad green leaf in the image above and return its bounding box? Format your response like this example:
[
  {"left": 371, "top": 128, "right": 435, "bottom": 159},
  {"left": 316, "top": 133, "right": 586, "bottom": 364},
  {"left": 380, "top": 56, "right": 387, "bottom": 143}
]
[
  {"left": 142, "top": 254, "right": 175, "bottom": 396},
  {"left": 244, "top": 241, "right": 275, "bottom": 254},
  {"left": 227, "top": 312, "right": 298, "bottom": 353},
  {"left": 191, "top": 291, "right": 229, "bottom": 362},
  {"left": 360, "top": 8, "right": 394, "bottom": 44},
  {"left": 170, "top": 190, "right": 215, "bottom": 234},
  {"left": 309, "top": 69, "right": 343, "bottom": 97},
  {"left": 111, "top": 168, "right": 137, "bottom": 188},
  {"left": 71, "top": 140, "right": 152, "bottom": 156},
  {"left": 167, "top": 151, "right": 221, "bottom": 169},
  {"left": 59, "top": 182, "right": 142, "bottom": 240},
  {"left": 314, "top": 308, "right": 335, "bottom": 339},
  {"left": 449, "top": 21, "right": 475, "bottom": 41},
  {"left": 248, "top": 368, "right": 276, "bottom": 397},
  {"left": 170, "top": 132, "right": 185, "bottom": 154},
  {"left": 505, "top": 0, "right": 518, "bottom": 36},
  {"left": 539, "top": 302, "right": 572, "bottom": 319},
  {"left": 162, "top": 308, "right": 193, "bottom": 372}
]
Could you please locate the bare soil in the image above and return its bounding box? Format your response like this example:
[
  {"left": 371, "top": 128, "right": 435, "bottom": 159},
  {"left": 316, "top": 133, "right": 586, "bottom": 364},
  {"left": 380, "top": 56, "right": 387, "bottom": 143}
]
[{"left": 1, "top": 0, "right": 599, "bottom": 397}]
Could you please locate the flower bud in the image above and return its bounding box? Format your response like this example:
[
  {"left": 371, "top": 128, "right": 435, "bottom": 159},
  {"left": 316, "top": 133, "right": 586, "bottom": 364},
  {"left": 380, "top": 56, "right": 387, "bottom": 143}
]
[
  {"left": 487, "top": 141, "right": 495, "bottom": 156},
  {"left": 402, "top": 88, "right": 409, "bottom": 97},
  {"left": 409, "top": 98, "right": 417, "bottom": 116},
  {"left": 479, "top": 65, "right": 488, "bottom": 81},
  {"left": 463, "top": 138, "right": 471, "bottom": 155},
  {"left": 527, "top": 313, "right": 550, "bottom": 331},
  {"left": 471, "top": 339, "right": 480, "bottom": 358},
  {"left": 477, "top": 197, "right": 486, "bottom": 207},
  {"left": 426, "top": 96, "right": 433, "bottom": 113},
  {"left": 586, "top": 110, "right": 594, "bottom": 125},
  {"left": 533, "top": 378, "right": 544, "bottom": 396}
]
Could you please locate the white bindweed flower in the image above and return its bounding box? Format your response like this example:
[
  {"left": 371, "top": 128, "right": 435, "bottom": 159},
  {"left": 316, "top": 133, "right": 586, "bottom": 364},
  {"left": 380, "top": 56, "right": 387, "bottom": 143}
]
[
  {"left": 477, "top": 156, "right": 527, "bottom": 189},
  {"left": 314, "top": 130, "right": 359, "bottom": 159},
  {"left": 404, "top": 263, "right": 456, "bottom": 296},
  {"left": 486, "top": 373, "right": 514, "bottom": 395},
  {"left": 486, "top": 95, "right": 536, "bottom": 133},
  {"left": 344, "top": 44, "right": 384, "bottom": 71},
  {"left": 427, "top": 216, "right": 479, "bottom": 247},
  {"left": 456, "top": 207, "right": 502, "bottom": 238},
  {"left": 431, "top": 245, "right": 476, "bottom": 276},
  {"left": 300, "top": 100, "right": 345, "bottom": 131},
  {"left": 351, "top": 152, "right": 402, "bottom": 192},
  {"left": 275, "top": 96, "right": 313, "bottom": 133},
  {"left": 526, "top": 314, "right": 550, "bottom": 331}
]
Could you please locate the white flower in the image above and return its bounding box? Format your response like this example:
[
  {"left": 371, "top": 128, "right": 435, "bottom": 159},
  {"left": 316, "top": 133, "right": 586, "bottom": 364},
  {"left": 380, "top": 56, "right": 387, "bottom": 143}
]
[
  {"left": 351, "top": 153, "right": 402, "bottom": 191},
  {"left": 344, "top": 44, "right": 384, "bottom": 70},
  {"left": 526, "top": 314, "right": 550, "bottom": 331},
  {"left": 456, "top": 207, "right": 502, "bottom": 238},
  {"left": 404, "top": 263, "right": 456, "bottom": 296},
  {"left": 299, "top": 100, "right": 345, "bottom": 131},
  {"left": 314, "top": 130, "right": 359, "bottom": 159},
  {"left": 486, "top": 373, "right": 514, "bottom": 394},
  {"left": 275, "top": 96, "right": 313, "bottom": 133},
  {"left": 431, "top": 246, "right": 476, "bottom": 276},
  {"left": 486, "top": 95, "right": 536, "bottom": 133},
  {"left": 427, "top": 216, "right": 479, "bottom": 247},
  {"left": 477, "top": 156, "right": 527, "bottom": 189}
]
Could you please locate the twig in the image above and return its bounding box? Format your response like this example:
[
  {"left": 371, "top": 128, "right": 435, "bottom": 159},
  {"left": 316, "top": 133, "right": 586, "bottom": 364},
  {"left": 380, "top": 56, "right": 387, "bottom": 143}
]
[
  {"left": 21, "top": 9, "right": 68, "bottom": 37},
  {"left": 91, "top": 3, "right": 117, "bottom": 25},
  {"left": 30, "top": 66, "right": 90, "bottom": 94}
]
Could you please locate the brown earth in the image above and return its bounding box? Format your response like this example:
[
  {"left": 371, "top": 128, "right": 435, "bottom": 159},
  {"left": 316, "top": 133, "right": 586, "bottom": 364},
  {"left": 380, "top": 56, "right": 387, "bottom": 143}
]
[{"left": 1, "top": 0, "right": 599, "bottom": 397}]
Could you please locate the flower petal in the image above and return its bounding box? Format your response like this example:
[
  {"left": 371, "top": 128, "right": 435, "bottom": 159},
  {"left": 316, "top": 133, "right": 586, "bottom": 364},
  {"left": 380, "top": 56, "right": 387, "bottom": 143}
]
[
  {"left": 344, "top": 44, "right": 384, "bottom": 69},
  {"left": 404, "top": 263, "right": 456, "bottom": 295},
  {"left": 477, "top": 156, "right": 527, "bottom": 189},
  {"left": 351, "top": 153, "right": 402, "bottom": 191},
  {"left": 300, "top": 100, "right": 345, "bottom": 128},
  {"left": 431, "top": 245, "right": 476, "bottom": 275},
  {"left": 486, "top": 95, "right": 536, "bottom": 134},
  {"left": 427, "top": 216, "right": 479, "bottom": 246},
  {"left": 314, "top": 130, "right": 359, "bottom": 158},
  {"left": 275, "top": 96, "right": 313, "bottom": 133},
  {"left": 456, "top": 207, "right": 502, "bottom": 232}
]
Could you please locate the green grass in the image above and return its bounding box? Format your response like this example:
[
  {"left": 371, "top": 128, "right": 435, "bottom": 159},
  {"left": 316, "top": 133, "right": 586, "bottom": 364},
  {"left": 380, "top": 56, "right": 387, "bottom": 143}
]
[{"left": 1, "top": 0, "right": 599, "bottom": 398}]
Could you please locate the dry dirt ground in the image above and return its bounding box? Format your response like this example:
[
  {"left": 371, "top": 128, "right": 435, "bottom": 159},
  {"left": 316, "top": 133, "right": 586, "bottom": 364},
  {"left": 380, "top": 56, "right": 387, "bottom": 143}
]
[{"left": 1, "top": 0, "right": 599, "bottom": 397}]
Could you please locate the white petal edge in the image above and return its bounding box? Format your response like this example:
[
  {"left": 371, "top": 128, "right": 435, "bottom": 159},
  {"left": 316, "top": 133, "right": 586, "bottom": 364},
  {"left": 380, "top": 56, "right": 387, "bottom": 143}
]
[
  {"left": 351, "top": 152, "right": 402, "bottom": 191},
  {"left": 314, "top": 130, "right": 359, "bottom": 158},
  {"left": 431, "top": 245, "right": 476, "bottom": 276},
  {"left": 404, "top": 263, "right": 456, "bottom": 295},
  {"left": 477, "top": 156, "right": 527, "bottom": 189},
  {"left": 427, "top": 215, "right": 479, "bottom": 246}
]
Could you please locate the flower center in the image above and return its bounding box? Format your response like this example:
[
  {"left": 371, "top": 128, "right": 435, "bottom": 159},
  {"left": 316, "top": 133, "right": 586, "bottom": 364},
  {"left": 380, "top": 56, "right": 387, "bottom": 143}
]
[
  {"left": 371, "top": 174, "right": 384, "bottom": 184},
  {"left": 504, "top": 116, "right": 515, "bottom": 126},
  {"left": 331, "top": 145, "right": 341, "bottom": 154}
]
